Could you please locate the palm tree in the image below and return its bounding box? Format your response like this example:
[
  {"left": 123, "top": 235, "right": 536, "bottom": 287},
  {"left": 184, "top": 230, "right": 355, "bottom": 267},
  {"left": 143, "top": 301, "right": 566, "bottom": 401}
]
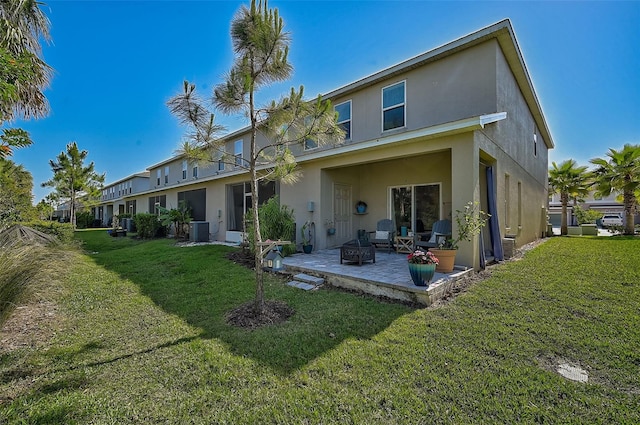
[
  {"left": 42, "top": 142, "right": 105, "bottom": 229},
  {"left": 590, "top": 144, "right": 640, "bottom": 235},
  {"left": 0, "top": 0, "right": 52, "bottom": 157},
  {"left": 0, "top": 0, "right": 52, "bottom": 121},
  {"left": 168, "top": 0, "right": 343, "bottom": 315},
  {"left": 548, "top": 159, "right": 590, "bottom": 235}
]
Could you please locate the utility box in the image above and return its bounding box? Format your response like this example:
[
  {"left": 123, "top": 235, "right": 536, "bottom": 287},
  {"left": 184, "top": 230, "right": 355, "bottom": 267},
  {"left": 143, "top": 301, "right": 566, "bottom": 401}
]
[
  {"left": 189, "top": 221, "right": 209, "bottom": 242},
  {"left": 502, "top": 237, "right": 516, "bottom": 259}
]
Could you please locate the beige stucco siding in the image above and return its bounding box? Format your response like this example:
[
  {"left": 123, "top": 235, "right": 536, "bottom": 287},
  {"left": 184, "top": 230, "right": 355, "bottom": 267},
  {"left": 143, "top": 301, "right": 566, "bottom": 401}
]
[{"left": 327, "top": 40, "right": 498, "bottom": 147}]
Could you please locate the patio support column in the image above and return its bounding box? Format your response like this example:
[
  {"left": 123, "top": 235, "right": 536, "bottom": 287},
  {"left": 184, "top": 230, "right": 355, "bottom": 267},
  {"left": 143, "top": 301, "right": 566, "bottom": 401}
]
[{"left": 450, "top": 136, "right": 481, "bottom": 270}]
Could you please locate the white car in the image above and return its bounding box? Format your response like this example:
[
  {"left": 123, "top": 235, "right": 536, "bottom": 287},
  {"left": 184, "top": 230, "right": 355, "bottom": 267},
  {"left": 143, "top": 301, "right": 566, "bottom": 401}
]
[{"left": 601, "top": 214, "right": 623, "bottom": 227}]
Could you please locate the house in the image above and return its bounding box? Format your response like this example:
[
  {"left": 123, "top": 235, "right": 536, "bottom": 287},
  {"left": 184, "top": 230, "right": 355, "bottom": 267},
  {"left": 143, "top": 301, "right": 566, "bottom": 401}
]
[
  {"left": 96, "top": 19, "right": 554, "bottom": 271},
  {"left": 93, "top": 172, "right": 150, "bottom": 225},
  {"left": 548, "top": 192, "right": 638, "bottom": 227}
]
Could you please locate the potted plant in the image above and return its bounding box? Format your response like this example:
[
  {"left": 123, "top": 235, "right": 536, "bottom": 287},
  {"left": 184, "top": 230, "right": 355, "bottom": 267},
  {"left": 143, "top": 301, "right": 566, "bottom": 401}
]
[
  {"left": 301, "top": 221, "right": 313, "bottom": 253},
  {"left": 355, "top": 201, "right": 367, "bottom": 214},
  {"left": 407, "top": 249, "right": 439, "bottom": 286},
  {"left": 429, "top": 201, "right": 490, "bottom": 272},
  {"left": 325, "top": 219, "right": 336, "bottom": 235}
]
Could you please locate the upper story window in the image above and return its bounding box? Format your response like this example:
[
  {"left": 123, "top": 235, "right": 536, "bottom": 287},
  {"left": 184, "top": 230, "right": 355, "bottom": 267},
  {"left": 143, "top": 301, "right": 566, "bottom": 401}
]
[
  {"left": 533, "top": 132, "right": 538, "bottom": 157},
  {"left": 382, "top": 81, "right": 405, "bottom": 131},
  {"left": 218, "top": 159, "right": 224, "bottom": 172},
  {"left": 164, "top": 166, "right": 169, "bottom": 184},
  {"left": 335, "top": 100, "right": 351, "bottom": 141},
  {"left": 156, "top": 169, "right": 161, "bottom": 186},
  {"left": 304, "top": 138, "right": 318, "bottom": 151},
  {"left": 234, "top": 140, "right": 243, "bottom": 167},
  {"left": 182, "top": 160, "right": 187, "bottom": 179},
  {"left": 304, "top": 116, "right": 318, "bottom": 150},
  {"left": 193, "top": 163, "right": 198, "bottom": 178}
]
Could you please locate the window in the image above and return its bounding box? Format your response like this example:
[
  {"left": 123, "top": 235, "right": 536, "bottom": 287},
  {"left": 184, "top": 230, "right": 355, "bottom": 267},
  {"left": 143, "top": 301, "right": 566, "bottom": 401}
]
[
  {"left": 156, "top": 169, "right": 161, "bottom": 186},
  {"left": 218, "top": 159, "right": 224, "bottom": 172},
  {"left": 227, "top": 181, "right": 277, "bottom": 231},
  {"left": 517, "top": 181, "right": 522, "bottom": 228},
  {"left": 505, "top": 174, "right": 511, "bottom": 229},
  {"left": 182, "top": 160, "right": 187, "bottom": 180},
  {"left": 148, "top": 195, "right": 166, "bottom": 214},
  {"left": 382, "top": 81, "right": 405, "bottom": 131},
  {"left": 234, "top": 140, "right": 243, "bottom": 167},
  {"left": 304, "top": 116, "right": 318, "bottom": 150},
  {"left": 126, "top": 200, "right": 136, "bottom": 215},
  {"left": 164, "top": 166, "right": 169, "bottom": 184},
  {"left": 390, "top": 184, "right": 441, "bottom": 234},
  {"left": 304, "top": 138, "right": 318, "bottom": 150},
  {"left": 533, "top": 132, "right": 538, "bottom": 157},
  {"left": 192, "top": 164, "right": 198, "bottom": 178},
  {"left": 178, "top": 188, "right": 206, "bottom": 221},
  {"left": 335, "top": 100, "right": 351, "bottom": 140}
]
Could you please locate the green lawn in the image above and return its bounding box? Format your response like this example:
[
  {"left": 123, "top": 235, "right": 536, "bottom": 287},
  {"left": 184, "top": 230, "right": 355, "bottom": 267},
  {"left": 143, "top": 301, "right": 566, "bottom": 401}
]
[{"left": 1, "top": 231, "right": 639, "bottom": 424}]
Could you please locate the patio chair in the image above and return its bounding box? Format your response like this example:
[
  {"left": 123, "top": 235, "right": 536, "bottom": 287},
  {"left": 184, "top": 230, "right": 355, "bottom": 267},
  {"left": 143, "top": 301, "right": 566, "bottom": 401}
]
[
  {"left": 368, "top": 219, "right": 395, "bottom": 253},
  {"left": 414, "top": 219, "right": 452, "bottom": 249}
]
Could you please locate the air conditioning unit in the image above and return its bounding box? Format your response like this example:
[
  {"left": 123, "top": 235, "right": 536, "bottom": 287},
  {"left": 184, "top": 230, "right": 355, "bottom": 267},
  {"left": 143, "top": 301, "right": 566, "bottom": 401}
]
[{"left": 189, "top": 221, "right": 209, "bottom": 242}]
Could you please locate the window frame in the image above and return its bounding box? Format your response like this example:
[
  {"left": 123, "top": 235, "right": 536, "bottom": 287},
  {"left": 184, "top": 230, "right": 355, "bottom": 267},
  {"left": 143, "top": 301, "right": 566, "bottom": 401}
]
[
  {"left": 335, "top": 100, "right": 352, "bottom": 141},
  {"left": 234, "top": 140, "right": 243, "bottom": 167},
  {"left": 164, "top": 166, "right": 169, "bottom": 184},
  {"left": 182, "top": 160, "right": 187, "bottom": 180},
  {"left": 381, "top": 80, "right": 406, "bottom": 132}
]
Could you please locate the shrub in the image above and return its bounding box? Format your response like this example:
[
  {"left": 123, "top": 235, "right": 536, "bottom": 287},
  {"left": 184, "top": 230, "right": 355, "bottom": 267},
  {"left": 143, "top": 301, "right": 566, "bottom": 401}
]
[
  {"left": 245, "top": 196, "right": 296, "bottom": 255},
  {"left": 22, "top": 220, "right": 74, "bottom": 244},
  {"left": 134, "top": 213, "right": 164, "bottom": 239},
  {"left": 158, "top": 201, "right": 191, "bottom": 239},
  {"left": 574, "top": 205, "right": 602, "bottom": 225},
  {"left": 76, "top": 211, "right": 94, "bottom": 229}
]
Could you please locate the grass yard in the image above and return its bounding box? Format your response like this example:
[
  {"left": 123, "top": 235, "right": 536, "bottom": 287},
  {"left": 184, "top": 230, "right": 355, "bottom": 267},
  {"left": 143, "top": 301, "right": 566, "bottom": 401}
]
[{"left": 1, "top": 231, "right": 639, "bottom": 424}]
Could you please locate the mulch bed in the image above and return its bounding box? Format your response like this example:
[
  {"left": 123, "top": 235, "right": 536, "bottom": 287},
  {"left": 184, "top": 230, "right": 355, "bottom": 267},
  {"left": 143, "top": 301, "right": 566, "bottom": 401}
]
[
  {"left": 226, "top": 249, "right": 256, "bottom": 269},
  {"left": 226, "top": 300, "right": 295, "bottom": 329}
]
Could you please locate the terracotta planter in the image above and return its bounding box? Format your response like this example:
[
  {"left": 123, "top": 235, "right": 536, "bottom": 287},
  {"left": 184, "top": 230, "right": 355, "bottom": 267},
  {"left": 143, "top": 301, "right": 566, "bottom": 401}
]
[{"left": 428, "top": 248, "right": 457, "bottom": 273}]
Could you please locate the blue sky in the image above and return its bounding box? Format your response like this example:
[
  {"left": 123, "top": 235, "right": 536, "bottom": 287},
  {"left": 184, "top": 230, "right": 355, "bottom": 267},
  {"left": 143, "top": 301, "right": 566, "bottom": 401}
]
[{"left": 11, "top": 0, "right": 640, "bottom": 203}]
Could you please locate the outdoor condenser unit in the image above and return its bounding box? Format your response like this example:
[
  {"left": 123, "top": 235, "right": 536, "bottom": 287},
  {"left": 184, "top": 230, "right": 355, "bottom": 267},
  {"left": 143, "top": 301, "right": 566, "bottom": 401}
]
[{"left": 189, "top": 221, "right": 209, "bottom": 242}]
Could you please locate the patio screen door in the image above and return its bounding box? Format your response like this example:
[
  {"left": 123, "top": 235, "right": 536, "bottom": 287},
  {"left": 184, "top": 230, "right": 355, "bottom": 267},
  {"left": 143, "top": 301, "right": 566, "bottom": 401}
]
[{"left": 390, "top": 184, "right": 440, "bottom": 233}]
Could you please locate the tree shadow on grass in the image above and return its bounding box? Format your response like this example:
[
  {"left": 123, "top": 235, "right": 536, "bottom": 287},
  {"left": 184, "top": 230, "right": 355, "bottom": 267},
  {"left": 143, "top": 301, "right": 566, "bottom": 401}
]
[{"left": 82, "top": 236, "right": 415, "bottom": 375}]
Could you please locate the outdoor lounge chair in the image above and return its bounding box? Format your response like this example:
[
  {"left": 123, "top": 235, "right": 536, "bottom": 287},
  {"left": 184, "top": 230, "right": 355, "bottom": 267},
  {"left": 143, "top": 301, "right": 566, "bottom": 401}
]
[
  {"left": 414, "top": 219, "right": 452, "bottom": 249},
  {"left": 368, "top": 219, "right": 395, "bottom": 253}
]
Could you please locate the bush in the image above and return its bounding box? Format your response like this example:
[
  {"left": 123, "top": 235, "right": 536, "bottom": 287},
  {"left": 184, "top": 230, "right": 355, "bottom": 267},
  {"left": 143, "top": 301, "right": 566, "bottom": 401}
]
[
  {"left": 134, "top": 213, "right": 164, "bottom": 239},
  {"left": 245, "top": 196, "right": 296, "bottom": 255},
  {"left": 574, "top": 205, "right": 602, "bottom": 225},
  {"left": 22, "top": 220, "right": 74, "bottom": 244},
  {"left": 76, "top": 211, "right": 94, "bottom": 229}
]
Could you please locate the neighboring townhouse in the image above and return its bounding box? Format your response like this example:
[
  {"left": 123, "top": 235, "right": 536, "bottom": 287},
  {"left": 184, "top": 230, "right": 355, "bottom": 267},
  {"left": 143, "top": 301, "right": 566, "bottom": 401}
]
[
  {"left": 98, "top": 19, "right": 554, "bottom": 271},
  {"left": 548, "top": 192, "right": 636, "bottom": 227},
  {"left": 93, "top": 172, "right": 150, "bottom": 225}
]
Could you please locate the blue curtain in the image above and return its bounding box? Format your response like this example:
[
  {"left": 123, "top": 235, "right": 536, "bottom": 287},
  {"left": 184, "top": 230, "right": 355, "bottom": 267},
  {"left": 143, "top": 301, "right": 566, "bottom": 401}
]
[{"left": 486, "top": 166, "right": 504, "bottom": 261}]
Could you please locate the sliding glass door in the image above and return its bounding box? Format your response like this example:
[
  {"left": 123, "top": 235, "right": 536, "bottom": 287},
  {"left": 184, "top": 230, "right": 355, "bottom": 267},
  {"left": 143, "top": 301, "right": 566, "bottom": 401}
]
[{"left": 390, "top": 184, "right": 440, "bottom": 233}]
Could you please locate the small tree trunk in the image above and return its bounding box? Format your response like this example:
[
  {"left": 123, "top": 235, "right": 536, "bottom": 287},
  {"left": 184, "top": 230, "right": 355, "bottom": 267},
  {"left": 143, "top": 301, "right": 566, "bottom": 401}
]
[
  {"left": 249, "top": 85, "right": 265, "bottom": 315},
  {"left": 624, "top": 191, "right": 636, "bottom": 235},
  {"left": 560, "top": 193, "right": 568, "bottom": 236}
]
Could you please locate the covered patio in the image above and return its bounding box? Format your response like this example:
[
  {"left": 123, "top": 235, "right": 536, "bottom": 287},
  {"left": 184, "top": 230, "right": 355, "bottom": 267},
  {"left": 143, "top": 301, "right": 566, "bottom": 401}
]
[{"left": 282, "top": 248, "right": 472, "bottom": 306}]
